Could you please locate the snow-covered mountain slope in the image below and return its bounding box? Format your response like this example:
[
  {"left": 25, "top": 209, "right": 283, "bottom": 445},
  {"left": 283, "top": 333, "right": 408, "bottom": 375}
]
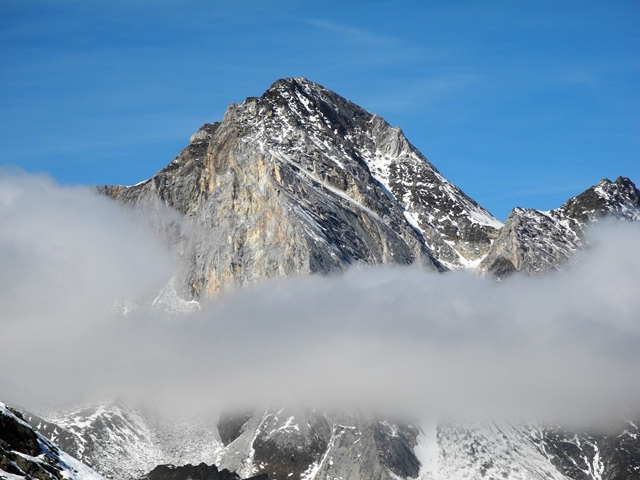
[
  {"left": 30, "top": 404, "right": 423, "bottom": 480},
  {"left": 99, "top": 77, "right": 504, "bottom": 300},
  {"left": 415, "top": 420, "right": 640, "bottom": 480},
  {"left": 0, "top": 402, "right": 105, "bottom": 480},
  {"left": 247, "top": 77, "right": 502, "bottom": 268},
  {"left": 416, "top": 421, "right": 571, "bottom": 480},
  {"left": 558, "top": 176, "right": 640, "bottom": 224},
  {"left": 27, "top": 401, "right": 222, "bottom": 480},
  {"left": 478, "top": 177, "right": 639, "bottom": 277},
  {"left": 33, "top": 400, "right": 640, "bottom": 480},
  {"left": 213, "top": 414, "right": 640, "bottom": 480},
  {"left": 536, "top": 421, "right": 640, "bottom": 480}
]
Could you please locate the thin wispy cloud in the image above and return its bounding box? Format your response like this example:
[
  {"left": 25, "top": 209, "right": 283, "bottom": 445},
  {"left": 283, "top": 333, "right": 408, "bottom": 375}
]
[
  {"left": 553, "top": 68, "right": 599, "bottom": 90},
  {"left": 362, "top": 73, "right": 484, "bottom": 114},
  {"left": 302, "top": 18, "right": 422, "bottom": 70},
  {"left": 305, "top": 19, "right": 402, "bottom": 47}
]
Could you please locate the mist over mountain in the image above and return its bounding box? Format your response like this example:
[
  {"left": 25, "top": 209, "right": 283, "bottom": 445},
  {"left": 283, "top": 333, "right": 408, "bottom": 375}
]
[{"left": 1, "top": 78, "right": 638, "bottom": 480}]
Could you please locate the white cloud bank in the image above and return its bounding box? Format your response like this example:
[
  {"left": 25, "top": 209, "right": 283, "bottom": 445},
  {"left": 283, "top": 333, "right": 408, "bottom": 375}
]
[
  {"left": 0, "top": 171, "right": 638, "bottom": 424},
  {"left": 0, "top": 170, "right": 174, "bottom": 405}
]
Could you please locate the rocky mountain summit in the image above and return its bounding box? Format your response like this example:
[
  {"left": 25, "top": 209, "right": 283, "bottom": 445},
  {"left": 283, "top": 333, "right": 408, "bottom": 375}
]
[
  {"left": 99, "top": 78, "right": 639, "bottom": 302},
  {"left": 99, "top": 77, "right": 503, "bottom": 304}
]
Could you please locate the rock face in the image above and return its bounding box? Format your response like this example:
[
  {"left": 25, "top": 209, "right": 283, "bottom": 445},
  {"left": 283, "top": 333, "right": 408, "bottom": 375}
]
[
  {"left": 0, "top": 402, "right": 105, "bottom": 480},
  {"left": 559, "top": 176, "right": 640, "bottom": 224},
  {"left": 99, "top": 77, "right": 502, "bottom": 301},
  {"left": 478, "top": 177, "right": 640, "bottom": 277},
  {"left": 97, "top": 79, "right": 639, "bottom": 294}
]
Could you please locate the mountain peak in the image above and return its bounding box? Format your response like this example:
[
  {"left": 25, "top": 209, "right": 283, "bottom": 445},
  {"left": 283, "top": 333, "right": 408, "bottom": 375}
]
[
  {"left": 559, "top": 176, "right": 639, "bottom": 223},
  {"left": 102, "top": 79, "right": 639, "bottom": 292},
  {"left": 478, "top": 176, "right": 639, "bottom": 277},
  {"left": 614, "top": 175, "right": 634, "bottom": 187},
  {"left": 267, "top": 77, "right": 329, "bottom": 97},
  {"left": 269, "top": 76, "right": 316, "bottom": 90},
  {"left": 100, "top": 78, "right": 507, "bottom": 297}
]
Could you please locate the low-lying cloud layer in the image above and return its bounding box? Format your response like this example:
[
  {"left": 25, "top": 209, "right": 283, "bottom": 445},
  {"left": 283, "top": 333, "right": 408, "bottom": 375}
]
[{"left": 1, "top": 171, "right": 638, "bottom": 424}]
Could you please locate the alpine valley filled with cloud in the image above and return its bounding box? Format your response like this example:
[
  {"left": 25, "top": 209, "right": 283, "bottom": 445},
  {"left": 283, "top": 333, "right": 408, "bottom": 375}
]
[{"left": 1, "top": 77, "right": 639, "bottom": 480}]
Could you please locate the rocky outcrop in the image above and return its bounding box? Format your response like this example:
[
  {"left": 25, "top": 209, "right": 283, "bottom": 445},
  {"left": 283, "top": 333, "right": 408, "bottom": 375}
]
[
  {"left": 139, "top": 462, "right": 267, "bottom": 480},
  {"left": 362, "top": 114, "right": 502, "bottom": 267},
  {"left": 478, "top": 177, "right": 639, "bottom": 277},
  {"left": 29, "top": 402, "right": 422, "bottom": 480},
  {"left": 0, "top": 402, "right": 105, "bottom": 480},
  {"left": 476, "top": 206, "right": 584, "bottom": 277}
]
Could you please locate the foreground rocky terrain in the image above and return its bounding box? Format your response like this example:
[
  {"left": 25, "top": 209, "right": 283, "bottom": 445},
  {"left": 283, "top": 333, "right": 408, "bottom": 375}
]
[
  {"left": 138, "top": 463, "right": 267, "bottom": 480},
  {"left": 19, "top": 402, "right": 640, "bottom": 480},
  {"left": 5, "top": 78, "right": 638, "bottom": 479},
  {"left": 0, "top": 402, "right": 105, "bottom": 480}
]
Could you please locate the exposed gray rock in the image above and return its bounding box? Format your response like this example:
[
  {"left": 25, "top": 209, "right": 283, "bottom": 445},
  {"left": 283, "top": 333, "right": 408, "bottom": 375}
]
[
  {"left": 479, "top": 177, "right": 639, "bottom": 277},
  {"left": 533, "top": 421, "right": 640, "bottom": 480},
  {"left": 30, "top": 401, "right": 640, "bottom": 480},
  {"left": 558, "top": 176, "right": 640, "bottom": 223},
  {"left": 0, "top": 402, "right": 105, "bottom": 480},
  {"left": 211, "top": 408, "right": 420, "bottom": 480},
  {"left": 476, "top": 206, "right": 584, "bottom": 277},
  {"left": 218, "top": 412, "right": 253, "bottom": 447},
  {"left": 29, "top": 401, "right": 222, "bottom": 480}
]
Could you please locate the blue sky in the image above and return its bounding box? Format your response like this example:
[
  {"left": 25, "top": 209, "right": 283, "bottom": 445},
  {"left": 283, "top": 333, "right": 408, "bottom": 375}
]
[{"left": 1, "top": 1, "right": 638, "bottom": 220}]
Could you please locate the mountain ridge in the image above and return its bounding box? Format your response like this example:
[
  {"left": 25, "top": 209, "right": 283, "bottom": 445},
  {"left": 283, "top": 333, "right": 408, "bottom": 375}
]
[
  {"left": 99, "top": 77, "right": 638, "bottom": 303},
  {"left": 479, "top": 176, "right": 640, "bottom": 277},
  {"left": 18, "top": 77, "right": 639, "bottom": 480}
]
